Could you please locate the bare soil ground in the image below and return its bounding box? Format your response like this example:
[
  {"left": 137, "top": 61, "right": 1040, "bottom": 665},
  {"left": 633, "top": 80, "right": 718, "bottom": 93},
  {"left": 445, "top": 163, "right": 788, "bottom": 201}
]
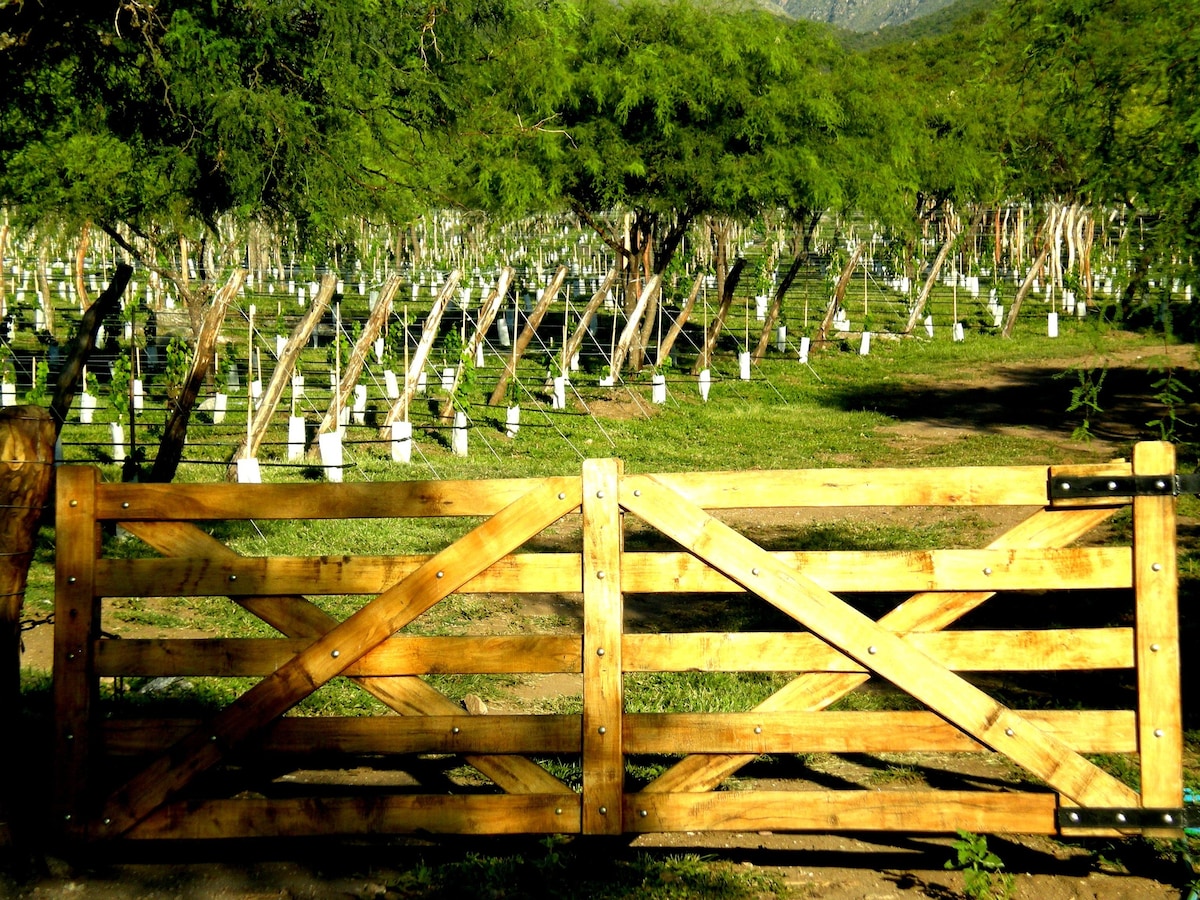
[{"left": 5, "top": 345, "right": 1199, "bottom": 899}]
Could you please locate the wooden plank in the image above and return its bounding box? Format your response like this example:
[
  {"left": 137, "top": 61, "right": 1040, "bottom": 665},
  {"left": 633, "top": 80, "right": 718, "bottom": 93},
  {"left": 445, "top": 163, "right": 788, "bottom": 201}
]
[
  {"left": 624, "top": 790, "right": 1057, "bottom": 835},
  {"left": 96, "top": 553, "right": 582, "bottom": 597},
  {"left": 644, "top": 505, "right": 1118, "bottom": 794},
  {"left": 623, "top": 710, "right": 1136, "bottom": 754},
  {"left": 621, "top": 475, "right": 1139, "bottom": 809},
  {"left": 102, "top": 715, "right": 582, "bottom": 756},
  {"left": 97, "top": 477, "right": 549, "bottom": 521},
  {"left": 53, "top": 466, "right": 100, "bottom": 836},
  {"left": 623, "top": 628, "right": 1134, "bottom": 673},
  {"left": 95, "top": 634, "right": 582, "bottom": 677},
  {"left": 97, "top": 477, "right": 583, "bottom": 837},
  {"left": 118, "top": 520, "right": 574, "bottom": 797},
  {"left": 1131, "top": 442, "right": 1182, "bottom": 816},
  {"left": 581, "top": 458, "right": 623, "bottom": 835},
  {"left": 651, "top": 463, "right": 1130, "bottom": 509},
  {"left": 622, "top": 547, "right": 1132, "bottom": 593},
  {"left": 128, "top": 795, "right": 581, "bottom": 840}
]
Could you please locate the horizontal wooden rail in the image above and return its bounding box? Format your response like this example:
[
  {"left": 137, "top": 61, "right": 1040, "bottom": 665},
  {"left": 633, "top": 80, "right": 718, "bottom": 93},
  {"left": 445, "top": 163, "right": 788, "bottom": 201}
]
[{"left": 95, "top": 547, "right": 1133, "bottom": 597}]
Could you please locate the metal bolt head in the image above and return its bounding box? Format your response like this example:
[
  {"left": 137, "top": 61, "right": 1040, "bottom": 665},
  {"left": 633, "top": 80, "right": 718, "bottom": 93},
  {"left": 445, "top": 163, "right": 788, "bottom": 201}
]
[
  {"left": 1116, "top": 813, "right": 1127, "bottom": 823},
  {"left": 452, "top": 726, "right": 460, "bottom": 735},
  {"left": 555, "top": 808, "right": 563, "bottom": 815},
  {"left": 1163, "top": 813, "right": 1174, "bottom": 824},
  {"left": 1060, "top": 482, "right": 1071, "bottom": 492},
  {"left": 103, "top": 818, "right": 111, "bottom": 826},
  {"left": 69, "top": 499, "right": 78, "bottom": 507},
  {"left": 596, "top": 570, "right": 606, "bottom": 580},
  {"left": 1068, "top": 812, "right": 1080, "bottom": 822},
  {"left": 983, "top": 567, "right": 992, "bottom": 576},
  {"left": 1107, "top": 481, "right": 1118, "bottom": 491},
  {"left": 331, "top": 650, "right": 340, "bottom": 659},
  {"left": 1154, "top": 728, "right": 1164, "bottom": 738},
  {"left": 754, "top": 726, "right": 762, "bottom": 735},
  {"left": 557, "top": 492, "right": 566, "bottom": 501},
  {"left": 598, "top": 726, "right": 607, "bottom": 735},
  {"left": 1005, "top": 728, "right": 1014, "bottom": 737},
  {"left": 751, "top": 567, "right": 760, "bottom": 576},
  {"left": 1156, "top": 480, "right": 1167, "bottom": 490},
  {"left": 639, "top": 809, "right": 648, "bottom": 818},
  {"left": 867, "top": 646, "right": 877, "bottom": 655},
  {"left": 596, "top": 647, "right": 605, "bottom": 656},
  {"left": 596, "top": 490, "right": 605, "bottom": 499},
  {"left": 122, "top": 501, "right": 130, "bottom": 509},
  {"left": 228, "top": 574, "right": 237, "bottom": 582},
  {"left": 633, "top": 489, "right": 642, "bottom": 497},
  {"left": 598, "top": 806, "right": 607, "bottom": 815},
  {"left": 436, "top": 571, "right": 444, "bottom": 579},
  {"left": 1151, "top": 562, "right": 1163, "bottom": 572},
  {"left": 1150, "top": 643, "right": 1161, "bottom": 652},
  {"left": 67, "top": 576, "right": 76, "bottom": 584}
]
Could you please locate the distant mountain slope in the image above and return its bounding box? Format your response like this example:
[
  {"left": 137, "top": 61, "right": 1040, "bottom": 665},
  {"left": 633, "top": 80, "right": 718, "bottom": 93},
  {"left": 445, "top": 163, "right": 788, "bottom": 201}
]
[{"left": 780, "top": 0, "right": 978, "bottom": 33}]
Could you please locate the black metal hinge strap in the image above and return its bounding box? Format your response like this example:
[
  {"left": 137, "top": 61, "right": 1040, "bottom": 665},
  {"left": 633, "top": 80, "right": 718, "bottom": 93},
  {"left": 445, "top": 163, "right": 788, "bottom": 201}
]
[
  {"left": 1058, "top": 807, "right": 1197, "bottom": 829},
  {"left": 1048, "top": 474, "right": 1200, "bottom": 500}
]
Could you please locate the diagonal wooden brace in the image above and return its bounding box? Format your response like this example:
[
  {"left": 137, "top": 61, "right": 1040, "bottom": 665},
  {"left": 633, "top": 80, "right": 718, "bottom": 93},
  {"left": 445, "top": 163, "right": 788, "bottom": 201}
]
[
  {"left": 623, "top": 475, "right": 1138, "bottom": 809},
  {"left": 645, "top": 504, "right": 1119, "bottom": 793},
  {"left": 97, "top": 477, "right": 582, "bottom": 837},
  {"left": 120, "top": 519, "right": 572, "bottom": 796}
]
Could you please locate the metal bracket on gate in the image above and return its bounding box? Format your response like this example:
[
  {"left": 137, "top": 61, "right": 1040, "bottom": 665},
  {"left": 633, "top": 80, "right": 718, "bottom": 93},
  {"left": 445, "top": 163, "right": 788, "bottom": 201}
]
[
  {"left": 1058, "top": 807, "right": 1197, "bottom": 830},
  {"left": 1049, "top": 474, "right": 1200, "bottom": 501}
]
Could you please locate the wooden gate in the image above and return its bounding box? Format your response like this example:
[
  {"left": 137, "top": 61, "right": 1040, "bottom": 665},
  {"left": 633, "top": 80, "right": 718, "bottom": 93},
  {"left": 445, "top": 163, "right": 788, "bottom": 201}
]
[{"left": 53, "top": 443, "right": 1184, "bottom": 841}]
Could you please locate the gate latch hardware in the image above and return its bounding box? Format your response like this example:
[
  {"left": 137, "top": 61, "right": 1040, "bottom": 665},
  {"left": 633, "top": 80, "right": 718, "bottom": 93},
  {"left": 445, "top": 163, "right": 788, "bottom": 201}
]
[
  {"left": 1049, "top": 474, "right": 1200, "bottom": 500},
  {"left": 1058, "top": 807, "right": 1196, "bottom": 829}
]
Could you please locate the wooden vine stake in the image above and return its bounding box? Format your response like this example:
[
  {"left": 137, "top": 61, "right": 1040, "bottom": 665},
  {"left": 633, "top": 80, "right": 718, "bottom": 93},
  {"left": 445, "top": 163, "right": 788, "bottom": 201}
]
[
  {"left": 381, "top": 271, "right": 461, "bottom": 433},
  {"left": 316, "top": 274, "right": 400, "bottom": 437},
  {"left": 226, "top": 274, "right": 334, "bottom": 478},
  {"left": 608, "top": 275, "right": 660, "bottom": 382},
  {"left": 487, "top": 267, "right": 566, "bottom": 407},
  {"left": 690, "top": 258, "right": 746, "bottom": 375},
  {"left": 560, "top": 264, "right": 621, "bottom": 378},
  {"left": 439, "top": 267, "right": 513, "bottom": 422}
]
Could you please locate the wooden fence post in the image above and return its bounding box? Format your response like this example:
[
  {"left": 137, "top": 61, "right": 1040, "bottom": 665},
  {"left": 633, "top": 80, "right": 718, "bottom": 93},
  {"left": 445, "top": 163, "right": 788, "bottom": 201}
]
[
  {"left": 53, "top": 465, "right": 100, "bottom": 839},
  {"left": 1131, "top": 441, "right": 1182, "bottom": 824},
  {"left": 581, "top": 458, "right": 623, "bottom": 835}
]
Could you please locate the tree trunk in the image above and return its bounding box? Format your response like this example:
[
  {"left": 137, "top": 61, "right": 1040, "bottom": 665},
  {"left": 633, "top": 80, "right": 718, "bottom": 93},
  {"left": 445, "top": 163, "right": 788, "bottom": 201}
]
[
  {"left": 656, "top": 271, "right": 705, "bottom": 367},
  {"left": 149, "top": 269, "right": 243, "bottom": 483},
  {"left": 488, "top": 267, "right": 567, "bottom": 407},
  {"left": 820, "top": 243, "right": 865, "bottom": 341},
  {"left": 49, "top": 264, "right": 134, "bottom": 435},
  {"left": 690, "top": 257, "right": 747, "bottom": 375},
  {"left": 1002, "top": 244, "right": 1051, "bottom": 338},
  {"left": 381, "top": 272, "right": 461, "bottom": 432},
  {"left": 226, "top": 275, "right": 335, "bottom": 477},
  {"left": 317, "top": 274, "right": 400, "bottom": 436},
  {"left": 74, "top": 223, "right": 91, "bottom": 310},
  {"left": 903, "top": 229, "right": 956, "bottom": 334},
  {"left": 0, "top": 405, "right": 55, "bottom": 848}
]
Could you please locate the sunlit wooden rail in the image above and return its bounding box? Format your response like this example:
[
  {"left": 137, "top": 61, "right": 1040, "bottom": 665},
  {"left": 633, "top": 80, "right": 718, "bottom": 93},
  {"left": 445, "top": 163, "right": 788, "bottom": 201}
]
[{"left": 53, "top": 443, "right": 1183, "bottom": 841}]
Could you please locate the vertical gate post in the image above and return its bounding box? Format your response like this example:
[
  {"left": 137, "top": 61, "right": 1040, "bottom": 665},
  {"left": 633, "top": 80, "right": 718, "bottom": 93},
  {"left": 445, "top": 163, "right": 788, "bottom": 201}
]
[
  {"left": 1131, "top": 441, "right": 1182, "bottom": 818},
  {"left": 53, "top": 466, "right": 100, "bottom": 838},
  {"left": 581, "top": 458, "right": 623, "bottom": 834}
]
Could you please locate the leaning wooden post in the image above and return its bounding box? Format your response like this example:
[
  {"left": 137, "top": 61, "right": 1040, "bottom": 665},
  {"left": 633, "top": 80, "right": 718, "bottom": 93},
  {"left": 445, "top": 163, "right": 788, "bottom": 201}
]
[
  {"left": 1001, "top": 244, "right": 1050, "bottom": 338},
  {"left": 609, "top": 274, "right": 661, "bottom": 383},
  {"left": 818, "top": 243, "right": 864, "bottom": 342},
  {"left": 656, "top": 271, "right": 705, "bottom": 368},
  {"left": 0, "top": 406, "right": 55, "bottom": 795},
  {"left": 560, "top": 264, "right": 621, "bottom": 378},
  {"left": 690, "top": 258, "right": 746, "bottom": 375},
  {"left": 438, "top": 267, "right": 513, "bottom": 421},
  {"left": 903, "top": 228, "right": 957, "bottom": 335},
  {"left": 752, "top": 252, "right": 807, "bottom": 362},
  {"left": 1131, "top": 441, "right": 1182, "bottom": 830},
  {"left": 581, "top": 457, "right": 623, "bottom": 835},
  {"left": 316, "top": 274, "right": 400, "bottom": 437},
  {"left": 487, "top": 267, "right": 566, "bottom": 407},
  {"left": 226, "top": 274, "right": 334, "bottom": 477},
  {"left": 381, "top": 271, "right": 461, "bottom": 433}
]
